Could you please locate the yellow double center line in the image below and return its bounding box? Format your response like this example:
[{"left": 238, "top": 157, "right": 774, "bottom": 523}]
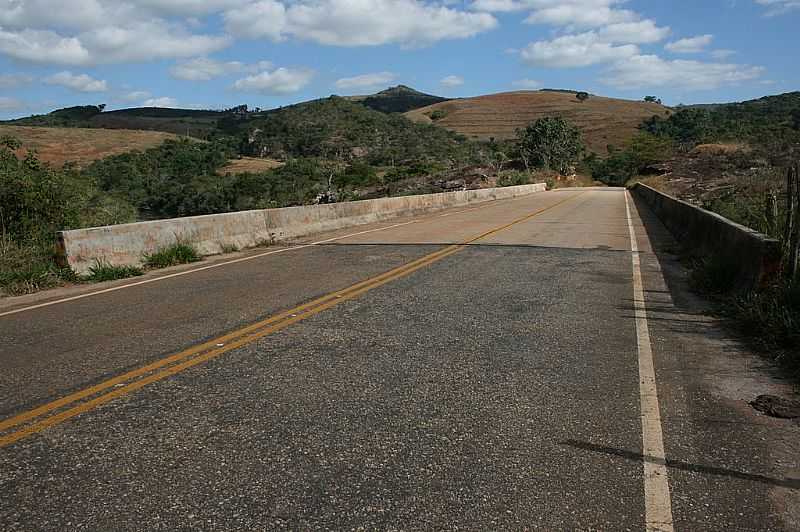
[{"left": 0, "top": 192, "right": 582, "bottom": 448}]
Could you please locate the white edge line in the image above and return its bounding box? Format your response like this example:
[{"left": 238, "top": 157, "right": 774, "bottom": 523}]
[
  {"left": 0, "top": 221, "right": 417, "bottom": 319},
  {"left": 0, "top": 192, "right": 542, "bottom": 318},
  {"left": 624, "top": 191, "right": 675, "bottom": 532}
]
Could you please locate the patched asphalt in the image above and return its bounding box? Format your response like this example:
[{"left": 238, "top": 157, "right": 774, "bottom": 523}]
[{"left": 1, "top": 189, "right": 797, "bottom": 530}]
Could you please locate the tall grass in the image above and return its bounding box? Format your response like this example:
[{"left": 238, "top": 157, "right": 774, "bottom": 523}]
[{"left": 143, "top": 242, "right": 201, "bottom": 269}]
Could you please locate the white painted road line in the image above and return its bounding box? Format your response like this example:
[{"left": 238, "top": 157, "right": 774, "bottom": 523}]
[
  {"left": 0, "top": 221, "right": 420, "bottom": 319},
  {"left": 0, "top": 192, "right": 547, "bottom": 318},
  {"left": 624, "top": 191, "right": 675, "bottom": 532}
]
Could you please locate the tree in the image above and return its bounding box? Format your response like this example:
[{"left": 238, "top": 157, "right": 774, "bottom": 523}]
[
  {"left": 516, "top": 117, "right": 585, "bottom": 175},
  {"left": 644, "top": 96, "right": 661, "bottom": 104},
  {"left": 576, "top": 92, "right": 589, "bottom": 102}
]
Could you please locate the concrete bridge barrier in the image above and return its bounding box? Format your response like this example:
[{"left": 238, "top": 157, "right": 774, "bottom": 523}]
[
  {"left": 631, "top": 182, "right": 781, "bottom": 291},
  {"left": 57, "top": 183, "right": 547, "bottom": 274}
]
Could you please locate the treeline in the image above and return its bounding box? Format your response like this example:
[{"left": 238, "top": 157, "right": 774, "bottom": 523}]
[{"left": 222, "top": 96, "right": 473, "bottom": 165}]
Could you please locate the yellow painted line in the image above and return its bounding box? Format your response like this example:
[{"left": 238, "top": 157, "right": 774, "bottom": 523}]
[
  {"left": 0, "top": 192, "right": 583, "bottom": 448},
  {"left": 0, "top": 190, "right": 546, "bottom": 319}
]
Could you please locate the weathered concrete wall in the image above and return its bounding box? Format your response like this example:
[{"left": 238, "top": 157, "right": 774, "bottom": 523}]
[
  {"left": 631, "top": 183, "right": 781, "bottom": 291},
  {"left": 58, "top": 183, "right": 547, "bottom": 274}
]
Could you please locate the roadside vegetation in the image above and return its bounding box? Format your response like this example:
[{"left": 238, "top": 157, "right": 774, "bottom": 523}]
[
  {"left": 144, "top": 243, "right": 201, "bottom": 269},
  {"left": 588, "top": 92, "right": 800, "bottom": 373}
]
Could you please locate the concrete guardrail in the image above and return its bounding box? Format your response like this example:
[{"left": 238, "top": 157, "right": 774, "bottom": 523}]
[
  {"left": 631, "top": 182, "right": 781, "bottom": 291},
  {"left": 57, "top": 183, "right": 547, "bottom": 274}
]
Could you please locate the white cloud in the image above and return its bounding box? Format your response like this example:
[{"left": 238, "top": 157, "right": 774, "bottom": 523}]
[
  {"left": 0, "top": 0, "right": 497, "bottom": 66},
  {"left": 711, "top": 49, "right": 736, "bottom": 60},
  {"left": 597, "top": 20, "right": 670, "bottom": 44},
  {"left": 0, "top": 28, "right": 91, "bottom": 65},
  {"left": 80, "top": 21, "right": 230, "bottom": 64},
  {"left": 440, "top": 75, "right": 464, "bottom": 87},
  {"left": 173, "top": 58, "right": 239, "bottom": 81},
  {"left": 143, "top": 96, "right": 178, "bottom": 107},
  {"left": 118, "top": 90, "right": 152, "bottom": 102},
  {"left": 44, "top": 71, "right": 108, "bottom": 92},
  {"left": 602, "top": 55, "right": 765, "bottom": 90},
  {"left": 521, "top": 32, "right": 638, "bottom": 67},
  {"left": 0, "top": 73, "right": 33, "bottom": 88},
  {"left": 665, "top": 34, "right": 713, "bottom": 54},
  {"left": 0, "top": 2, "right": 230, "bottom": 66},
  {"left": 525, "top": 3, "right": 637, "bottom": 28},
  {"left": 225, "top": 0, "right": 498, "bottom": 47},
  {"left": 512, "top": 78, "right": 543, "bottom": 89},
  {"left": 0, "top": 96, "right": 24, "bottom": 111},
  {"left": 233, "top": 67, "right": 314, "bottom": 94},
  {"left": 224, "top": 1, "right": 288, "bottom": 40},
  {"left": 755, "top": 0, "right": 800, "bottom": 16},
  {"left": 335, "top": 72, "right": 397, "bottom": 90}
]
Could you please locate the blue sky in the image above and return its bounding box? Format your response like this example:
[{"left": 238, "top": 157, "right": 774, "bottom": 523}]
[{"left": 0, "top": 0, "right": 797, "bottom": 119}]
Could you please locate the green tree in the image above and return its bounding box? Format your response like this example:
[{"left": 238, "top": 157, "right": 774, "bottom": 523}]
[
  {"left": 516, "top": 117, "right": 585, "bottom": 175},
  {"left": 576, "top": 92, "right": 590, "bottom": 102}
]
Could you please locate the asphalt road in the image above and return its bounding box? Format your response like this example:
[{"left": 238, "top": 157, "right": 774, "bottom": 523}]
[{"left": 1, "top": 188, "right": 797, "bottom": 531}]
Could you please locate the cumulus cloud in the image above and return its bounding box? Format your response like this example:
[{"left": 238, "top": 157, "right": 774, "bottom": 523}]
[
  {"left": 0, "top": 28, "right": 91, "bottom": 65},
  {"left": 0, "top": 96, "right": 24, "bottom": 111},
  {"left": 517, "top": 1, "right": 668, "bottom": 68},
  {"left": 143, "top": 96, "right": 178, "bottom": 107},
  {"left": 755, "top": 0, "right": 800, "bottom": 16},
  {"left": 44, "top": 71, "right": 108, "bottom": 92},
  {"left": 335, "top": 72, "right": 397, "bottom": 90},
  {"left": 597, "top": 20, "right": 670, "bottom": 44},
  {"left": 602, "top": 55, "right": 765, "bottom": 90},
  {"left": 169, "top": 58, "right": 273, "bottom": 81},
  {"left": 0, "top": 0, "right": 497, "bottom": 66},
  {"left": 665, "top": 34, "right": 713, "bottom": 54},
  {"left": 233, "top": 67, "right": 314, "bottom": 94},
  {"left": 521, "top": 32, "right": 638, "bottom": 67},
  {"left": 225, "top": 0, "right": 498, "bottom": 47},
  {"left": 0, "top": 73, "right": 33, "bottom": 88},
  {"left": 223, "top": 1, "right": 287, "bottom": 40},
  {"left": 440, "top": 75, "right": 464, "bottom": 87},
  {"left": 118, "top": 90, "right": 152, "bottom": 102},
  {"left": 512, "top": 79, "right": 543, "bottom": 89},
  {"left": 711, "top": 49, "right": 736, "bottom": 60}
]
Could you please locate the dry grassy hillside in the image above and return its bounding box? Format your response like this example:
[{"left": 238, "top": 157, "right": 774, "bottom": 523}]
[
  {"left": 0, "top": 125, "right": 180, "bottom": 167},
  {"left": 218, "top": 157, "right": 284, "bottom": 174},
  {"left": 405, "top": 91, "right": 670, "bottom": 154}
]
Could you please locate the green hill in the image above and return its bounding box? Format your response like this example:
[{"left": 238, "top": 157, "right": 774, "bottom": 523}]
[
  {"left": 347, "top": 85, "right": 449, "bottom": 113},
  {"left": 644, "top": 91, "right": 800, "bottom": 148},
  {"left": 228, "top": 95, "right": 469, "bottom": 164}
]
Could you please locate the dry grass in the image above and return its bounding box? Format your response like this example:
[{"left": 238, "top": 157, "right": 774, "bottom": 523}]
[
  {"left": 405, "top": 90, "right": 670, "bottom": 154},
  {"left": 219, "top": 157, "right": 284, "bottom": 175},
  {"left": 0, "top": 125, "right": 180, "bottom": 167},
  {"left": 690, "top": 143, "right": 750, "bottom": 156}
]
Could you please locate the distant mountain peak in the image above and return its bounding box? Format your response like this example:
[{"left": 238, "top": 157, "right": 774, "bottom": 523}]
[{"left": 374, "top": 85, "right": 432, "bottom": 97}]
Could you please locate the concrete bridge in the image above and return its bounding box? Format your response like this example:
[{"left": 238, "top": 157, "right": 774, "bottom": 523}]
[{"left": 1, "top": 188, "right": 797, "bottom": 530}]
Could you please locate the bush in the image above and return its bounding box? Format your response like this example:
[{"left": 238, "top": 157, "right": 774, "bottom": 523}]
[
  {"left": 0, "top": 235, "right": 76, "bottom": 295},
  {"left": 589, "top": 133, "right": 673, "bottom": 186},
  {"left": 144, "top": 242, "right": 201, "bottom": 269},
  {"left": 497, "top": 171, "right": 532, "bottom": 187}
]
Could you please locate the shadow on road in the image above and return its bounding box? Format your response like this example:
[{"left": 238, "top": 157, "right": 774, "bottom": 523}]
[{"left": 560, "top": 439, "right": 800, "bottom": 490}]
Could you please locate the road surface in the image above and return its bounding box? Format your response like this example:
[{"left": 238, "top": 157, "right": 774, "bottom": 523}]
[{"left": 1, "top": 188, "right": 798, "bottom": 531}]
